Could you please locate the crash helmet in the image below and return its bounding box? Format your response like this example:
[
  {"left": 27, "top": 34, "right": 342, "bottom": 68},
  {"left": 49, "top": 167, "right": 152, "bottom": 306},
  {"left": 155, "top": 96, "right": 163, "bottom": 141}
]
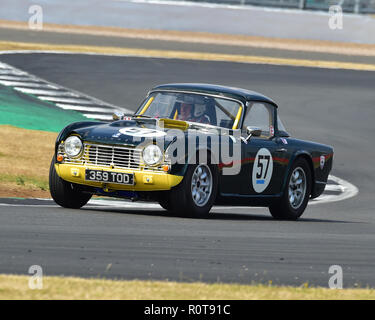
[{"left": 194, "top": 103, "right": 206, "bottom": 118}]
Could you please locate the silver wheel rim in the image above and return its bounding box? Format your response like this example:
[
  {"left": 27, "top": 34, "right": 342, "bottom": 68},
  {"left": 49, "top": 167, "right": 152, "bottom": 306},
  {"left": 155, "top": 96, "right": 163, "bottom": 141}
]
[
  {"left": 191, "top": 164, "right": 213, "bottom": 207},
  {"left": 288, "top": 167, "right": 307, "bottom": 209}
]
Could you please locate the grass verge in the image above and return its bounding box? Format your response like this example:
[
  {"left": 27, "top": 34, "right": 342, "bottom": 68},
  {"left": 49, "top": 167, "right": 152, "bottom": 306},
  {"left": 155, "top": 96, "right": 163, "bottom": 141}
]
[
  {"left": 0, "top": 125, "right": 57, "bottom": 198},
  {"left": 0, "top": 274, "right": 374, "bottom": 300}
]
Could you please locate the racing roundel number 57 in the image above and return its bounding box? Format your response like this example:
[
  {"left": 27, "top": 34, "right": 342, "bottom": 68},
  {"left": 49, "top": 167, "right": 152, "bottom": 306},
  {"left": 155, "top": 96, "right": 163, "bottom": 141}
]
[{"left": 252, "top": 148, "right": 273, "bottom": 193}]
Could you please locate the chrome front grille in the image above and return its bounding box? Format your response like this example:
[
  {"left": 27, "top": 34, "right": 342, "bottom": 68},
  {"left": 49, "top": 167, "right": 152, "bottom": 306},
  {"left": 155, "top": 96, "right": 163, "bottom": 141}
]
[
  {"left": 85, "top": 144, "right": 141, "bottom": 169},
  {"left": 59, "top": 142, "right": 168, "bottom": 172},
  {"left": 59, "top": 143, "right": 142, "bottom": 170}
]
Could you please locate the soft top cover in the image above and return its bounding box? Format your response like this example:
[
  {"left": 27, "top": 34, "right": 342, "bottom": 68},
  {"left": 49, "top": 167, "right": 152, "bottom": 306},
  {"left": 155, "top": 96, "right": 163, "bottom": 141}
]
[{"left": 151, "top": 83, "right": 278, "bottom": 107}]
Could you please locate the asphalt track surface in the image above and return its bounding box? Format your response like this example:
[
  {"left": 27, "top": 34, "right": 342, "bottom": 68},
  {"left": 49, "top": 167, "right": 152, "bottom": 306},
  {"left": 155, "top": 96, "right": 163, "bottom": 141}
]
[{"left": 0, "top": 53, "right": 375, "bottom": 287}]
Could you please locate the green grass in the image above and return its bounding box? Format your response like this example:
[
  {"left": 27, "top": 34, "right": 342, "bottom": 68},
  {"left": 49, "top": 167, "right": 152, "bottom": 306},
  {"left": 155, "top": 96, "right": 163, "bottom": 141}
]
[
  {"left": 0, "top": 125, "right": 56, "bottom": 197},
  {"left": 0, "top": 274, "right": 374, "bottom": 300},
  {"left": 0, "top": 174, "right": 49, "bottom": 191}
]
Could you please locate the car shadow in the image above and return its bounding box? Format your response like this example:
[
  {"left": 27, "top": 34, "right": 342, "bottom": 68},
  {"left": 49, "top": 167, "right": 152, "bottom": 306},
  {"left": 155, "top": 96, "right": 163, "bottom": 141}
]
[{"left": 82, "top": 206, "right": 353, "bottom": 223}]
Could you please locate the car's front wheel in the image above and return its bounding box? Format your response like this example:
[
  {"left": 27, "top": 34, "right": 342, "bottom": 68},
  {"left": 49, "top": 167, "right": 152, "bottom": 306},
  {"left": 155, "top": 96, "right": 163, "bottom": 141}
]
[
  {"left": 168, "top": 164, "right": 218, "bottom": 218},
  {"left": 49, "top": 157, "right": 92, "bottom": 209},
  {"left": 269, "top": 157, "right": 312, "bottom": 220},
  {"left": 158, "top": 193, "right": 172, "bottom": 211}
]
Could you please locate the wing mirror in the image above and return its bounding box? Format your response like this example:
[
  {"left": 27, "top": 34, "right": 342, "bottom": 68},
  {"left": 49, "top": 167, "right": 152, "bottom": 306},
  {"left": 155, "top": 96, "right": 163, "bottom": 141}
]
[
  {"left": 245, "top": 126, "right": 262, "bottom": 142},
  {"left": 113, "top": 112, "right": 125, "bottom": 121},
  {"left": 113, "top": 112, "right": 135, "bottom": 121}
]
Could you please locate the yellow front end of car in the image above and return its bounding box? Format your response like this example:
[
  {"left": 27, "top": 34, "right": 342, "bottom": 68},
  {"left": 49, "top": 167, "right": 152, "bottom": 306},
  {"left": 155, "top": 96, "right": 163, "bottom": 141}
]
[
  {"left": 55, "top": 163, "right": 183, "bottom": 191},
  {"left": 55, "top": 137, "right": 183, "bottom": 192}
]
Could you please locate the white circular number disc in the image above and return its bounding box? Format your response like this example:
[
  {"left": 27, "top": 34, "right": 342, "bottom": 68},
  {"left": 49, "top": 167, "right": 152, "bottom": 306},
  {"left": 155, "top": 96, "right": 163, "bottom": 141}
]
[
  {"left": 252, "top": 148, "right": 273, "bottom": 193},
  {"left": 119, "top": 127, "right": 166, "bottom": 137}
]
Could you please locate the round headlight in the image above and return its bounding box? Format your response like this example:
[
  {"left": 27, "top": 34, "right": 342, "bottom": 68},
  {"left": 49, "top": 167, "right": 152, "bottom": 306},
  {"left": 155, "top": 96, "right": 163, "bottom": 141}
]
[
  {"left": 64, "top": 136, "right": 83, "bottom": 158},
  {"left": 143, "top": 144, "right": 162, "bottom": 166}
]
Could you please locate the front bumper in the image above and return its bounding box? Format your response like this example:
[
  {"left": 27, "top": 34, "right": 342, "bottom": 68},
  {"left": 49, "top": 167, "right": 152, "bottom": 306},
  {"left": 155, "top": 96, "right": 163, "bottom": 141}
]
[{"left": 55, "top": 163, "right": 183, "bottom": 191}]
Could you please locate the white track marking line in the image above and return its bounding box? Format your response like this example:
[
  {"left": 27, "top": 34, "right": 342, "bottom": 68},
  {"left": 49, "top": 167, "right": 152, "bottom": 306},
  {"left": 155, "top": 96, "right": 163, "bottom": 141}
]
[
  {"left": 6, "top": 198, "right": 264, "bottom": 210},
  {"left": 55, "top": 103, "right": 119, "bottom": 112},
  {"left": 13, "top": 87, "right": 79, "bottom": 97},
  {"left": 0, "top": 75, "right": 31, "bottom": 81},
  {"left": 0, "top": 203, "right": 157, "bottom": 209},
  {"left": 0, "top": 80, "right": 58, "bottom": 89},
  {"left": 0, "top": 69, "right": 27, "bottom": 76},
  {"left": 0, "top": 62, "right": 10, "bottom": 69},
  {"left": 324, "top": 184, "right": 344, "bottom": 192},
  {"left": 0, "top": 203, "right": 58, "bottom": 208},
  {"left": 310, "top": 175, "right": 358, "bottom": 205},
  {"left": 38, "top": 96, "right": 93, "bottom": 104},
  {"left": 88, "top": 199, "right": 160, "bottom": 208}
]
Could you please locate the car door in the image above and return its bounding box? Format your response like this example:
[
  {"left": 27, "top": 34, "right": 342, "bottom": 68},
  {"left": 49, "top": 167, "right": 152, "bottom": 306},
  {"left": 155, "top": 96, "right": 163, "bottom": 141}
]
[{"left": 240, "top": 102, "right": 289, "bottom": 196}]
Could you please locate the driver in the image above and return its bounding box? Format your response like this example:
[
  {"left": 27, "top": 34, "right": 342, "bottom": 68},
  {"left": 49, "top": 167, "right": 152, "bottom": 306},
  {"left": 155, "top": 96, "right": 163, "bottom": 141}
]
[
  {"left": 190, "top": 103, "right": 210, "bottom": 124},
  {"left": 177, "top": 102, "right": 211, "bottom": 124},
  {"left": 177, "top": 102, "right": 194, "bottom": 121}
]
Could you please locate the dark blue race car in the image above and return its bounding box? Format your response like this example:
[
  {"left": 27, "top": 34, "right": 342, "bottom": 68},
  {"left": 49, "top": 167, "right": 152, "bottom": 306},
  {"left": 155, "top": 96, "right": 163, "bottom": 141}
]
[{"left": 50, "top": 83, "right": 333, "bottom": 220}]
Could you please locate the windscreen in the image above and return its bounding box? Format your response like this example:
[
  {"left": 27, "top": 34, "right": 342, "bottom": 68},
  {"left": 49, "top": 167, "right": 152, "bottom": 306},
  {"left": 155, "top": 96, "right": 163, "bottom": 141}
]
[{"left": 137, "top": 91, "right": 242, "bottom": 129}]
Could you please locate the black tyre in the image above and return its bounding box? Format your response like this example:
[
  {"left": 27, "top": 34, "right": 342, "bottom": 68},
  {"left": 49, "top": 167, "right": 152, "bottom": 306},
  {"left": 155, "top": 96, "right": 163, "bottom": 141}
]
[
  {"left": 49, "top": 157, "right": 92, "bottom": 209},
  {"left": 158, "top": 192, "right": 172, "bottom": 211},
  {"left": 168, "top": 164, "right": 218, "bottom": 218},
  {"left": 269, "top": 157, "right": 312, "bottom": 220}
]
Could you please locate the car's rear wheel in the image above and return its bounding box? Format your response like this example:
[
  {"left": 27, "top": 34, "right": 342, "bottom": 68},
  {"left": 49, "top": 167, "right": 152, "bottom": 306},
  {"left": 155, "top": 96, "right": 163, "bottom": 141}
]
[
  {"left": 168, "top": 164, "right": 218, "bottom": 218},
  {"left": 49, "top": 157, "right": 92, "bottom": 209},
  {"left": 269, "top": 157, "right": 311, "bottom": 220}
]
